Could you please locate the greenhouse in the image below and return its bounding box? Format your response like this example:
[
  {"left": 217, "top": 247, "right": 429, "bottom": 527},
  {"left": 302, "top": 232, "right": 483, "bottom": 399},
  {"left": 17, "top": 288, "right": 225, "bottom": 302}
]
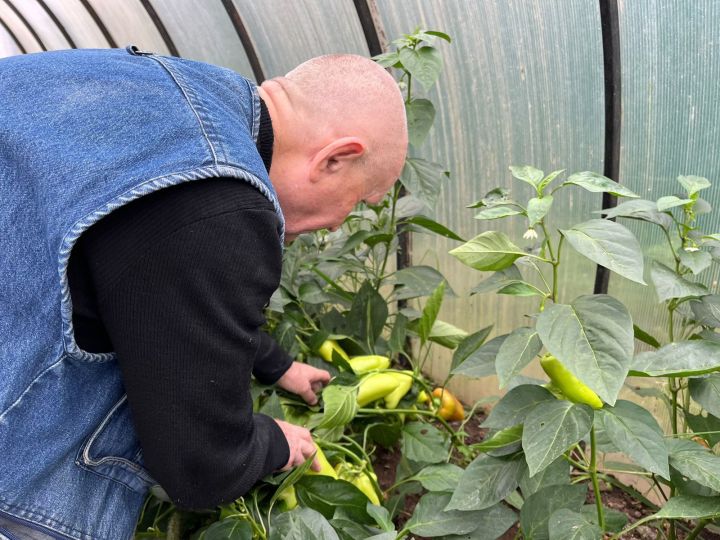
[{"left": 1, "top": 1, "right": 720, "bottom": 539}]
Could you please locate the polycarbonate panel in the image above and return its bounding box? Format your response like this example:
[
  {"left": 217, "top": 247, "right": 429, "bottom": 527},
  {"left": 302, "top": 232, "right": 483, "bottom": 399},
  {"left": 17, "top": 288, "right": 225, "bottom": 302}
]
[
  {"left": 9, "top": 0, "right": 71, "bottom": 50},
  {"left": 0, "top": 1, "right": 42, "bottom": 52},
  {"left": 376, "top": 1, "right": 605, "bottom": 397},
  {"left": 232, "top": 0, "right": 368, "bottom": 77},
  {"left": 608, "top": 1, "right": 720, "bottom": 341},
  {"left": 0, "top": 20, "right": 21, "bottom": 57},
  {"left": 85, "top": 0, "right": 169, "bottom": 54},
  {"left": 148, "top": 0, "right": 253, "bottom": 77},
  {"left": 41, "top": 0, "right": 110, "bottom": 48}
]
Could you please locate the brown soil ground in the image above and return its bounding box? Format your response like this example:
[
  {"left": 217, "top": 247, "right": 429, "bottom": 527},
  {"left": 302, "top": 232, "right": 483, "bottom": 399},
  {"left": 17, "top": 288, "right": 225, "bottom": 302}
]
[{"left": 372, "top": 408, "right": 720, "bottom": 540}]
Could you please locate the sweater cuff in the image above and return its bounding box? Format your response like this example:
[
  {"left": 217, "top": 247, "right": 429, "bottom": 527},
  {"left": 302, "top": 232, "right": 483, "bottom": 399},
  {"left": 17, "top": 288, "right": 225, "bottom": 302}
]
[
  {"left": 254, "top": 413, "right": 290, "bottom": 471},
  {"left": 253, "top": 332, "right": 294, "bottom": 385}
]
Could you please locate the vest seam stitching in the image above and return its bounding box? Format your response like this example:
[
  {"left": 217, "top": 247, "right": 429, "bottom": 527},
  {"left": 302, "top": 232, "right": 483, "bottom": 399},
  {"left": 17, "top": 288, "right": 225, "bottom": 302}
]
[
  {"left": 0, "top": 356, "right": 65, "bottom": 422},
  {"left": 147, "top": 56, "right": 219, "bottom": 165},
  {"left": 58, "top": 166, "right": 285, "bottom": 360},
  {"left": 0, "top": 505, "right": 87, "bottom": 540},
  {"left": 250, "top": 83, "right": 260, "bottom": 142}
]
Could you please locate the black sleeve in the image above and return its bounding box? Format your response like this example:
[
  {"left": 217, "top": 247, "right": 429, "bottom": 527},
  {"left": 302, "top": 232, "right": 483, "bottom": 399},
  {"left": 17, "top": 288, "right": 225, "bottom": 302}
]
[
  {"left": 254, "top": 331, "right": 294, "bottom": 385},
  {"left": 77, "top": 179, "right": 291, "bottom": 510}
]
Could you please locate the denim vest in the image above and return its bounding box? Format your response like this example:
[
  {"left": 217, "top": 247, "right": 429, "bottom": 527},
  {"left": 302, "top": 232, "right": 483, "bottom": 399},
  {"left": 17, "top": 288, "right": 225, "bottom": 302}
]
[{"left": 0, "top": 47, "right": 284, "bottom": 540}]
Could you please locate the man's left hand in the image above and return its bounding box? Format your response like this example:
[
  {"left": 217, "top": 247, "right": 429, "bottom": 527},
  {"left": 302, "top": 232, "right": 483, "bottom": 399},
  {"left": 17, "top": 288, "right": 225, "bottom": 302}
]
[{"left": 276, "top": 362, "right": 331, "bottom": 405}]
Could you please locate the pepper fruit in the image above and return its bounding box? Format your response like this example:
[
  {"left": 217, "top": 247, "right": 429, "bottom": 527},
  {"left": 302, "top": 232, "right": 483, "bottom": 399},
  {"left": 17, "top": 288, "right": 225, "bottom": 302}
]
[
  {"left": 307, "top": 443, "right": 338, "bottom": 479},
  {"left": 417, "top": 390, "right": 430, "bottom": 404},
  {"left": 540, "top": 354, "right": 603, "bottom": 410},
  {"left": 276, "top": 442, "right": 336, "bottom": 511},
  {"left": 383, "top": 371, "right": 413, "bottom": 409},
  {"left": 432, "top": 387, "right": 464, "bottom": 421},
  {"left": 276, "top": 485, "right": 298, "bottom": 510},
  {"left": 347, "top": 355, "right": 390, "bottom": 374},
  {"left": 335, "top": 463, "right": 381, "bottom": 505},
  {"left": 357, "top": 372, "right": 401, "bottom": 406},
  {"left": 318, "top": 339, "right": 350, "bottom": 363}
]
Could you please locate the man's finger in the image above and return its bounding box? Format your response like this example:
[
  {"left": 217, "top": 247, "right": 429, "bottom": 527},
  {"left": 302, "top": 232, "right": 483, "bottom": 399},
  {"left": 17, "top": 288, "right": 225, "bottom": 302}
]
[{"left": 301, "top": 386, "right": 319, "bottom": 405}]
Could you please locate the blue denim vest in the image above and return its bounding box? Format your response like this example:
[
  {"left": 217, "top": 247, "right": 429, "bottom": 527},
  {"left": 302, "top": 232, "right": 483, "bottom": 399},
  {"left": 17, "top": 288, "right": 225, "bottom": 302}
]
[{"left": 0, "top": 47, "right": 284, "bottom": 540}]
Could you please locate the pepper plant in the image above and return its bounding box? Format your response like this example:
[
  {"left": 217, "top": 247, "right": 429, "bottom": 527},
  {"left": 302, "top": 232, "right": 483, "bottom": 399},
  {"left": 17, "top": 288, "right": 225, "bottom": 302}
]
[{"left": 447, "top": 167, "right": 720, "bottom": 539}]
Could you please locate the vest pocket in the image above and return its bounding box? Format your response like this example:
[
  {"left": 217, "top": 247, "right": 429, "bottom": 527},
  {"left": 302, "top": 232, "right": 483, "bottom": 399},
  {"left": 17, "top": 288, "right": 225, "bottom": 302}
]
[{"left": 76, "top": 395, "right": 154, "bottom": 493}]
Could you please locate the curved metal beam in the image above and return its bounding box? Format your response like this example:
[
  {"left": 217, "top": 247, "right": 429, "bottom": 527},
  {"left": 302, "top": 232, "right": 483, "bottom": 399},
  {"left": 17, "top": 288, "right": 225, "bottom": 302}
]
[
  {"left": 4, "top": 0, "right": 45, "bottom": 51},
  {"left": 221, "top": 0, "right": 264, "bottom": 83},
  {"left": 352, "top": 0, "right": 387, "bottom": 56},
  {"left": 35, "top": 0, "right": 76, "bottom": 49},
  {"left": 0, "top": 14, "right": 25, "bottom": 53},
  {"left": 78, "top": 0, "right": 116, "bottom": 48},
  {"left": 594, "top": 0, "right": 623, "bottom": 294},
  {"left": 139, "top": 0, "right": 178, "bottom": 57}
]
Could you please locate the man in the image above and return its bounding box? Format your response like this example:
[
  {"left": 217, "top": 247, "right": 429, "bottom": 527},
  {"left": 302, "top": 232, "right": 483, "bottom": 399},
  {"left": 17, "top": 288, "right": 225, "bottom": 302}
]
[{"left": 0, "top": 47, "right": 407, "bottom": 540}]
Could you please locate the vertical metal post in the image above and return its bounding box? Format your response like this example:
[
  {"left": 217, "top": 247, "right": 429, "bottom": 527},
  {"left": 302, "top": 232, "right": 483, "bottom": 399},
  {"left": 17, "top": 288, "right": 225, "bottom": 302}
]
[{"left": 594, "top": 0, "right": 623, "bottom": 294}]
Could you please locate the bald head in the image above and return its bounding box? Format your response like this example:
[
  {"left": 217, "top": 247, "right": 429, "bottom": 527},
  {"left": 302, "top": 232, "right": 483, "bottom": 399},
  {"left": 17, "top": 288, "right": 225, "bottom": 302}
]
[{"left": 259, "top": 54, "right": 408, "bottom": 239}]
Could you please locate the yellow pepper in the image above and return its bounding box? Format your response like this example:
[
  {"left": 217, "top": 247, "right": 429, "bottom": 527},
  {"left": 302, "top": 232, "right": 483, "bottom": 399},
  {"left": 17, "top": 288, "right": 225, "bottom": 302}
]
[
  {"left": 276, "top": 485, "right": 298, "bottom": 510},
  {"left": 540, "top": 354, "right": 603, "bottom": 410},
  {"left": 335, "top": 463, "right": 381, "bottom": 505},
  {"left": 383, "top": 371, "right": 413, "bottom": 409},
  {"left": 318, "top": 339, "right": 350, "bottom": 363},
  {"left": 432, "top": 387, "right": 464, "bottom": 421},
  {"left": 307, "top": 443, "right": 338, "bottom": 479},
  {"left": 347, "top": 355, "right": 390, "bottom": 374},
  {"left": 356, "top": 372, "right": 401, "bottom": 406},
  {"left": 276, "top": 442, "right": 336, "bottom": 511}
]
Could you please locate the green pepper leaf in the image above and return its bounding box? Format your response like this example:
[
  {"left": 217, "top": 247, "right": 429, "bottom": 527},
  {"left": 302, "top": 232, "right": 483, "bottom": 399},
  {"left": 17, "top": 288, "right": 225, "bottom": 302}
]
[
  {"left": 408, "top": 493, "right": 516, "bottom": 538},
  {"left": 561, "top": 220, "right": 645, "bottom": 284},
  {"left": 536, "top": 294, "right": 634, "bottom": 405},
  {"left": 445, "top": 454, "right": 526, "bottom": 511},
  {"left": 562, "top": 171, "right": 639, "bottom": 198},
  {"left": 450, "top": 231, "right": 540, "bottom": 272},
  {"left": 316, "top": 385, "right": 358, "bottom": 430},
  {"left": 548, "top": 509, "right": 602, "bottom": 540},
  {"left": 405, "top": 98, "right": 435, "bottom": 147},
  {"left": 597, "top": 400, "right": 669, "bottom": 479},
  {"left": 678, "top": 175, "right": 711, "bottom": 197},
  {"left": 689, "top": 373, "right": 720, "bottom": 418},
  {"left": 519, "top": 484, "right": 587, "bottom": 540},
  {"left": 650, "top": 260, "right": 708, "bottom": 302},
  {"left": 522, "top": 400, "right": 593, "bottom": 477},
  {"left": 482, "top": 384, "right": 555, "bottom": 429},
  {"left": 495, "top": 327, "right": 542, "bottom": 388},
  {"left": 630, "top": 340, "right": 720, "bottom": 377},
  {"left": 402, "top": 422, "right": 449, "bottom": 464}
]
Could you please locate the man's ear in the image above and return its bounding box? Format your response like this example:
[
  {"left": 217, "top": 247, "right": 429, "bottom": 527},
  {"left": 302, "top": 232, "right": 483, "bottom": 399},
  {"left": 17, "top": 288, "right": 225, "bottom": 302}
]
[{"left": 309, "top": 137, "right": 365, "bottom": 182}]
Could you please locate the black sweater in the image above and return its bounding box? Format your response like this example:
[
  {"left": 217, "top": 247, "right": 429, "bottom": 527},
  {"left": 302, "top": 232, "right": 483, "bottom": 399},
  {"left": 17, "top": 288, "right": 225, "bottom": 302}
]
[{"left": 67, "top": 102, "right": 292, "bottom": 509}]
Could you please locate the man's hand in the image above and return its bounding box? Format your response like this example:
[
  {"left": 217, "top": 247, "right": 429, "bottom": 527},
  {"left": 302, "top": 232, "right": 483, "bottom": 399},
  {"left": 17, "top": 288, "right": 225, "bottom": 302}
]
[
  {"left": 274, "top": 419, "right": 321, "bottom": 472},
  {"left": 276, "top": 361, "right": 331, "bottom": 405}
]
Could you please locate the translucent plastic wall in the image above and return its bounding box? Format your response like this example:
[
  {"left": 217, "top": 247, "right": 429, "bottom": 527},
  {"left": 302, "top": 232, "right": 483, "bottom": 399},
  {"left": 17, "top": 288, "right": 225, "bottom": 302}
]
[
  {"left": 608, "top": 2, "right": 720, "bottom": 337},
  {"left": 2, "top": 1, "right": 720, "bottom": 401}
]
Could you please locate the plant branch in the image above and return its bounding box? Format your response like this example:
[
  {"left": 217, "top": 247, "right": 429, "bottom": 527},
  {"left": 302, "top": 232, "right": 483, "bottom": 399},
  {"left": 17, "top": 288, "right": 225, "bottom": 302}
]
[
  {"left": 686, "top": 519, "right": 710, "bottom": 540},
  {"left": 589, "top": 427, "right": 606, "bottom": 530}
]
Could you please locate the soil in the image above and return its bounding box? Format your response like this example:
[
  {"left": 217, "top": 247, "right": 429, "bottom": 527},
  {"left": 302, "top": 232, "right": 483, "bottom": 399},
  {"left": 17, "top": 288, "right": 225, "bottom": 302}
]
[{"left": 371, "top": 407, "right": 720, "bottom": 540}]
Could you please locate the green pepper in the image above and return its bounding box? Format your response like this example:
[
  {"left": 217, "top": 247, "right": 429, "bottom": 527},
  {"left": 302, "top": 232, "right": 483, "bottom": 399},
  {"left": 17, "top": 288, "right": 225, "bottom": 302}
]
[
  {"left": 383, "top": 371, "right": 413, "bottom": 409},
  {"left": 276, "top": 485, "right": 297, "bottom": 510},
  {"left": 335, "top": 463, "right": 380, "bottom": 505},
  {"left": 318, "top": 339, "right": 350, "bottom": 363},
  {"left": 356, "top": 373, "right": 400, "bottom": 406},
  {"left": 347, "top": 355, "right": 390, "bottom": 374},
  {"left": 540, "top": 354, "right": 603, "bottom": 409}
]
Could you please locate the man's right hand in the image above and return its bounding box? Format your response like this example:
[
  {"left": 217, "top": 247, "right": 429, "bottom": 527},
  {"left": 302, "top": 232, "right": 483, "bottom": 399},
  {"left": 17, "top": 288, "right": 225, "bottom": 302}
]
[{"left": 274, "top": 419, "right": 321, "bottom": 472}]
